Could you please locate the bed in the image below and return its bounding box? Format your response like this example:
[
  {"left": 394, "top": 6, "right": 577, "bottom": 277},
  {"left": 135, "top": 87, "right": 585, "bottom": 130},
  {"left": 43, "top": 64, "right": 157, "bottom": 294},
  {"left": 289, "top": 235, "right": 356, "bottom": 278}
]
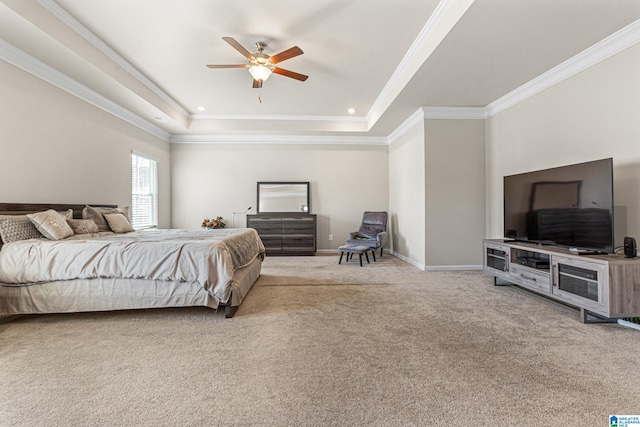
[{"left": 0, "top": 203, "right": 265, "bottom": 318}]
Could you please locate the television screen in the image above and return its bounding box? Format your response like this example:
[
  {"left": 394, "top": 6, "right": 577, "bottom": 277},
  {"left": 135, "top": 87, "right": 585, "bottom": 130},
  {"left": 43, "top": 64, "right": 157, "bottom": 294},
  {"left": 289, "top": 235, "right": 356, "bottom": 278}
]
[{"left": 503, "top": 158, "right": 614, "bottom": 253}]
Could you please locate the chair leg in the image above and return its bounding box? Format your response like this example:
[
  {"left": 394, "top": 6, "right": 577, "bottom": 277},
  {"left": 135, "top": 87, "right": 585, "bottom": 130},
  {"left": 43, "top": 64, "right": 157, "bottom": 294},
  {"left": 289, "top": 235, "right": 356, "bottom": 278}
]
[
  {"left": 364, "top": 252, "right": 370, "bottom": 263},
  {"left": 380, "top": 247, "right": 383, "bottom": 257},
  {"left": 371, "top": 250, "right": 376, "bottom": 262},
  {"left": 359, "top": 253, "right": 363, "bottom": 266},
  {"left": 339, "top": 252, "right": 344, "bottom": 264}
]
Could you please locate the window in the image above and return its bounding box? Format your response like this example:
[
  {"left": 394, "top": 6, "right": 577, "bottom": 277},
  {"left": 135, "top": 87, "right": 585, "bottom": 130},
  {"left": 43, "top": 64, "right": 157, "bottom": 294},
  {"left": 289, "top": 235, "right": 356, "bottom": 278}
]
[{"left": 131, "top": 152, "right": 158, "bottom": 229}]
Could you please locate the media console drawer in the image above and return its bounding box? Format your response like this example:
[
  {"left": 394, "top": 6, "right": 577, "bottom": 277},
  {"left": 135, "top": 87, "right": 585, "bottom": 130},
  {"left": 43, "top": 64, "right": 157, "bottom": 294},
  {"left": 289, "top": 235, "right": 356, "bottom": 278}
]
[{"left": 509, "top": 264, "right": 551, "bottom": 294}]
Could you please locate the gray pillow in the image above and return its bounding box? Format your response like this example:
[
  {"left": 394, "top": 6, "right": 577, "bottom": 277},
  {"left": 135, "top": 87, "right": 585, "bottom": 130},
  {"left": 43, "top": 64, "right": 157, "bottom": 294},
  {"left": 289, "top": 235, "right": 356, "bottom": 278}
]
[
  {"left": 82, "top": 206, "right": 129, "bottom": 232},
  {"left": 0, "top": 215, "right": 44, "bottom": 244},
  {"left": 67, "top": 219, "right": 99, "bottom": 235},
  {"left": 27, "top": 210, "right": 74, "bottom": 241}
]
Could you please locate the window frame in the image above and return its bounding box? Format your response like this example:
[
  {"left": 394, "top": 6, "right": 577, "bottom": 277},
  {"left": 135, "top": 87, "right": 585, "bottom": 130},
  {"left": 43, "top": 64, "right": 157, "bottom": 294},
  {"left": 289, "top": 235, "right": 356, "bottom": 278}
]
[{"left": 131, "top": 151, "right": 158, "bottom": 229}]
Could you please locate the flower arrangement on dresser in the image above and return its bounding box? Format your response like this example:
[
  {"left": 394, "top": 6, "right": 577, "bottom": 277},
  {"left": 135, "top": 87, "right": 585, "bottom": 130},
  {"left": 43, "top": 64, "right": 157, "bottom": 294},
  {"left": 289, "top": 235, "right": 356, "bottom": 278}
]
[{"left": 202, "top": 216, "right": 226, "bottom": 229}]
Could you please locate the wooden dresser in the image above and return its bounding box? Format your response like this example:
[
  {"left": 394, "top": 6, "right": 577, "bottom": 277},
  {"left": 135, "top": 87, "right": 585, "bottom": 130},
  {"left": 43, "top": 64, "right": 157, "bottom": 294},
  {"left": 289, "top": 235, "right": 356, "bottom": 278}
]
[{"left": 247, "top": 213, "right": 316, "bottom": 256}]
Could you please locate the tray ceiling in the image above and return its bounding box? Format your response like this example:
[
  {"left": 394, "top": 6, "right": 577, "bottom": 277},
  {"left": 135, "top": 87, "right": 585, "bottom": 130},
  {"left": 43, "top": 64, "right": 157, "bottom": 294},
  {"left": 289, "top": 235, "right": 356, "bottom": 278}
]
[{"left": 1, "top": 0, "right": 640, "bottom": 141}]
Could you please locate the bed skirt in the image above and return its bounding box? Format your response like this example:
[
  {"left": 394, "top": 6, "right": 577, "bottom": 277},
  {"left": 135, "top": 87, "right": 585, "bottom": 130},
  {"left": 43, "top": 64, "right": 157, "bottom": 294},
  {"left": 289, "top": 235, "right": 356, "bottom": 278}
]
[{"left": 0, "top": 256, "right": 262, "bottom": 316}]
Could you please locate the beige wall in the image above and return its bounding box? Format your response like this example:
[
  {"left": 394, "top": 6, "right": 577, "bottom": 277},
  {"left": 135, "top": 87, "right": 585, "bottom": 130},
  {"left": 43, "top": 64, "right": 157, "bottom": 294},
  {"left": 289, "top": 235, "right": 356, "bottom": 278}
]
[
  {"left": 389, "top": 121, "right": 426, "bottom": 267},
  {"left": 425, "top": 119, "right": 485, "bottom": 268},
  {"left": 486, "top": 44, "right": 640, "bottom": 248},
  {"left": 170, "top": 143, "right": 389, "bottom": 250},
  {"left": 0, "top": 61, "right": 172, "bottom": 227}
]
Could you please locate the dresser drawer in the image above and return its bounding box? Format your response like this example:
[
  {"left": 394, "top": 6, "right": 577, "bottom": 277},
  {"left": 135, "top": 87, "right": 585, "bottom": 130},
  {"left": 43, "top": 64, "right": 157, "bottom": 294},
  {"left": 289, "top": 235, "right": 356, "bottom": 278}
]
[
  {"left": 282, "top": 225, "right": 314, "bottom": 234},
  {"left": 282, "top": 236, "right": 314, "bottom": 251},
  {"left": 252, "top": 224, "right": 282, "bottom": 233},
  {"left": 260, "top": 237, "right": 282, "bottom": 251},
  {"left": 247, "top": 217, "right": 282, "bottom": 233},
  {"left": 281, "top": 217, "right": 314, "bottom": 236}
]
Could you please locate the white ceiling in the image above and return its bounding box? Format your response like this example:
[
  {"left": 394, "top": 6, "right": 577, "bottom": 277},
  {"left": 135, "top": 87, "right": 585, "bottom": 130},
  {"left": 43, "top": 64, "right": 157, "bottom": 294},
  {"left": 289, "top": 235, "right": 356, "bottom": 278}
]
[{"left": 2, "top": 0, "right": 640, "bottom": 141}]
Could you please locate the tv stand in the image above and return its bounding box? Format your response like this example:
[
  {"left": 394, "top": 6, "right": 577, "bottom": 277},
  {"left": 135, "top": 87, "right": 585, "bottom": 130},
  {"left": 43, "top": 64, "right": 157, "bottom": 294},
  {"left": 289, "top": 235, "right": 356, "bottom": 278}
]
[
  {"left": 483, "top": 239, "right": 640, "bottom": 323},
  {"left": 568, "top": 248, "right": 608, "bottom": 256}
]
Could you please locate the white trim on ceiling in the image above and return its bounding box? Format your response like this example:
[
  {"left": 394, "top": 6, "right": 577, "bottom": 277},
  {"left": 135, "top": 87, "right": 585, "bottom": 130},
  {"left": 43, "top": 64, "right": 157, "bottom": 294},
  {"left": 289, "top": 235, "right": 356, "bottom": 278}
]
[
  {"left": 365, "top": 0, "right": 476, "bottom": 129},
  {"left": 0, "top": 39, "right": 171, "bottom": 142},
  {"left": 387, "top": 106, "right": 486, "bottom": 144},
  {"left": 387, "top": 108, "right": 425, "bottom": 144},
  {"left": 171, "top": 134, "right": 388, "bottom": 145},
  {"left": 388, "top": 19, "right": 640, "bottom": 143},
  {"left": 486, "top": 18, "right": 640, "bottom": 117},
  {"left": 37, "top": 0, "right": 190, "bottom": 118},
  {"left": 422, "top": 106, "right": 486, "bottom": 119},
  {"left": 189, "top": 114, "right": 367, "bottom": 122}
]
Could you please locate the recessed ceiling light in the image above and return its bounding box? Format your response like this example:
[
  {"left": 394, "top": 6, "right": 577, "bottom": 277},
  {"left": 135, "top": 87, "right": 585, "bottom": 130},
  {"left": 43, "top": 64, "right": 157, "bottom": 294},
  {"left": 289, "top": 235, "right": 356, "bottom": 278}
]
[
  {"left": 347, "top": 108, "right": 356, "bottom": 114},
  {"left": 197, "top": 106, "right": 206, "bottom": 111}
]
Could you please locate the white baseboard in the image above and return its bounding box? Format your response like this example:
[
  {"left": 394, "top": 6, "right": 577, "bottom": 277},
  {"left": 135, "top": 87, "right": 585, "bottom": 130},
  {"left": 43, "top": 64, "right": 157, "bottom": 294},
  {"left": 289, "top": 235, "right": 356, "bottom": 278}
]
[
  {"left": 318, "top": 249, "right": 481, "bottom": 271},
  {"left": 391, "top": 251, "right": 426, "bottom": 270},
  {"left": 618, "top": 319, "right": 640, "bottom": 331},
  {"left": 317, "top": 249, "right": 339, "bottom": 254},
  {"left": 391, "top": 251, "right": 482, "bottom": 271},
  {"left": 425, "top": 265, "right": 483, "bottom": 271}
]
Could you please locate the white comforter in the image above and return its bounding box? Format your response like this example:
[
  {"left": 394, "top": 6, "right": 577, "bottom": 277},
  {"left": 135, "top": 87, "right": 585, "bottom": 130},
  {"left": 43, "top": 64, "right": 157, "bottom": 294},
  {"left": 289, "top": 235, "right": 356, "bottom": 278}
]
[{"left": 0, "top": 228, "right": 265, "bottom": 301}]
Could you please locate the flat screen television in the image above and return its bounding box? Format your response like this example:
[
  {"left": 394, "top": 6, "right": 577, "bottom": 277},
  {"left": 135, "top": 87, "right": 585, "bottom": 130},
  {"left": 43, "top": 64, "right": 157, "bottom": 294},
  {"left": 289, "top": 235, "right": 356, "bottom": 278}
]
[{"left": 503, "top": 158, "right": 614, "bottom": 253}]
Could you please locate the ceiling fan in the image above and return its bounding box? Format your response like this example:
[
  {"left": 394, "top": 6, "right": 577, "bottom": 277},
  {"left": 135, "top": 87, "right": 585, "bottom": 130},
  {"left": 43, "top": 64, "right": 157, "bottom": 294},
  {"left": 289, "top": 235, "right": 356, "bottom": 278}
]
[{"left": 207, "top": 37, "right": 308, "bottom": 88}]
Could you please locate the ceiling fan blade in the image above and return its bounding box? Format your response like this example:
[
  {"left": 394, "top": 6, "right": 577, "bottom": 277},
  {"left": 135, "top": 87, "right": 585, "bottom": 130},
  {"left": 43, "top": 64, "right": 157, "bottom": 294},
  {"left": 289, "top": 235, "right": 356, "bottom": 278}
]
[
  {"left": 206, "top": 64, "right": 250, "bottom": 69},
  {"left": 252, "top": 79, "right": 263, "bottom": 89},
  {"left": 270, "top": 46, "right": 304, "bottom": 64},
  {"left": 273, "top": 67, "right": 308, "bottom": 82},
  {"left": 222, "top": 37, "right": 254, "bottom": 60}
]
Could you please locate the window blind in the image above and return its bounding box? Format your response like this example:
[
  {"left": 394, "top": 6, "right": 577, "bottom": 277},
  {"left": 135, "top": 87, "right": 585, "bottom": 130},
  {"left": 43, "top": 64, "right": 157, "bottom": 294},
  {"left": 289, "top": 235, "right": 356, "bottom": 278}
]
[{"left": 131, "top": 153, "right": 158, "bottom": 229}]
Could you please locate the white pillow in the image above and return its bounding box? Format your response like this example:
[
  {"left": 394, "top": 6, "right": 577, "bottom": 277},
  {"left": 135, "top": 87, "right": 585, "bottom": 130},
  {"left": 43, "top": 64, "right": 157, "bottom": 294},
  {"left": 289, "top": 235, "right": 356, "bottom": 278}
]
[{"left": 27, "top": 209, "right": 74, "bottom": 240}]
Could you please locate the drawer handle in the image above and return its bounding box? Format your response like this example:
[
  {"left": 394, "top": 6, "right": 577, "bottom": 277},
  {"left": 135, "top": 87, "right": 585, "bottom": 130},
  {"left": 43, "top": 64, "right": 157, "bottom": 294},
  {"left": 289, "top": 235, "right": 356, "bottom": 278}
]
[{"left": 519, "top": 274, "right": 536, "bottom": 282}]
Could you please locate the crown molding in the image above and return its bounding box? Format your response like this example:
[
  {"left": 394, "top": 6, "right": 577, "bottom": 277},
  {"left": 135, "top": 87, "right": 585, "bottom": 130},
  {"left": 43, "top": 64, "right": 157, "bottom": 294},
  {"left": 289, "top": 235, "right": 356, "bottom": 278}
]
[
  {"left": 486, "top": 18, "right": 640, "bottom": 117},
  {"left": 422, "top": 106, "right": 487, "bottom": 119},
  {"left": 0, "top": 39, "right": 171, "bottom": 142},
  {"left": 387, "top": 108, "right": 426, "bottom": 144},
  {"left": 37, "top": 0, "right": 190, "bottom": 118},
  {"left": 387, "top": 106, "right": 486, "bottom": 144},
  {"left": 366, "top": 0, "right": 476, "bottom": 129},
  {"left": 189, "top": 114, "right": 367, "bottom": 122},
  {"left": 171, "top": 134, "right": 388, "bottom": 145}
]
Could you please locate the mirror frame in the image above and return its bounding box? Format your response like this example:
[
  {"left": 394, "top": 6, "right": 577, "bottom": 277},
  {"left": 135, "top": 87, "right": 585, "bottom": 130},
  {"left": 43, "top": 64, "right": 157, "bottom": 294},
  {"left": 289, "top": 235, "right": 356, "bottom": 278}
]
[{"left": 257, "top": 181, "right": 310, "bottom": 214}]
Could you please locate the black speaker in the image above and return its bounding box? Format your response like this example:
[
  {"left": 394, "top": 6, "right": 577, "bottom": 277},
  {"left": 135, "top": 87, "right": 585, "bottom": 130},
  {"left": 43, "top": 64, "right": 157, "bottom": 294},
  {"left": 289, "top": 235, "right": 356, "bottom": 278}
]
[{"left": 624, "top": 236, "right": 637, "bottom": 258}]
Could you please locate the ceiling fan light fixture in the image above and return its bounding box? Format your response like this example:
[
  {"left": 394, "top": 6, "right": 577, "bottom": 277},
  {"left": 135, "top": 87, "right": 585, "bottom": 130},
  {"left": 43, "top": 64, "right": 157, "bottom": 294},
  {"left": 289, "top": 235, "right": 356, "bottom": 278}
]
[
  {"left": 249, "top": 65, "right": 272, "bottom": 82},
  {"left": 209, "top": 37, "right": 307, "bottom": 87}
]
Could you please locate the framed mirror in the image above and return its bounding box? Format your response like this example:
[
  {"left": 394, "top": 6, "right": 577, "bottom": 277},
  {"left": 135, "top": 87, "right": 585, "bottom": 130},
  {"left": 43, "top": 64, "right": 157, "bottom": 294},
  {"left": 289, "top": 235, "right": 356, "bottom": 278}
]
[{"left": 257, "top": 182, "right": 310, "bottom": 213}]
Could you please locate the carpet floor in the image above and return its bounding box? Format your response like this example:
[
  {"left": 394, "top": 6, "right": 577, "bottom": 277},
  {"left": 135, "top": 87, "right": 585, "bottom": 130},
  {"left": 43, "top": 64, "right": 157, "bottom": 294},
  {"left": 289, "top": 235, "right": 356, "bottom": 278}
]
[{"left": 1, "top": 254, "right": 639, "bottom": 426}]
